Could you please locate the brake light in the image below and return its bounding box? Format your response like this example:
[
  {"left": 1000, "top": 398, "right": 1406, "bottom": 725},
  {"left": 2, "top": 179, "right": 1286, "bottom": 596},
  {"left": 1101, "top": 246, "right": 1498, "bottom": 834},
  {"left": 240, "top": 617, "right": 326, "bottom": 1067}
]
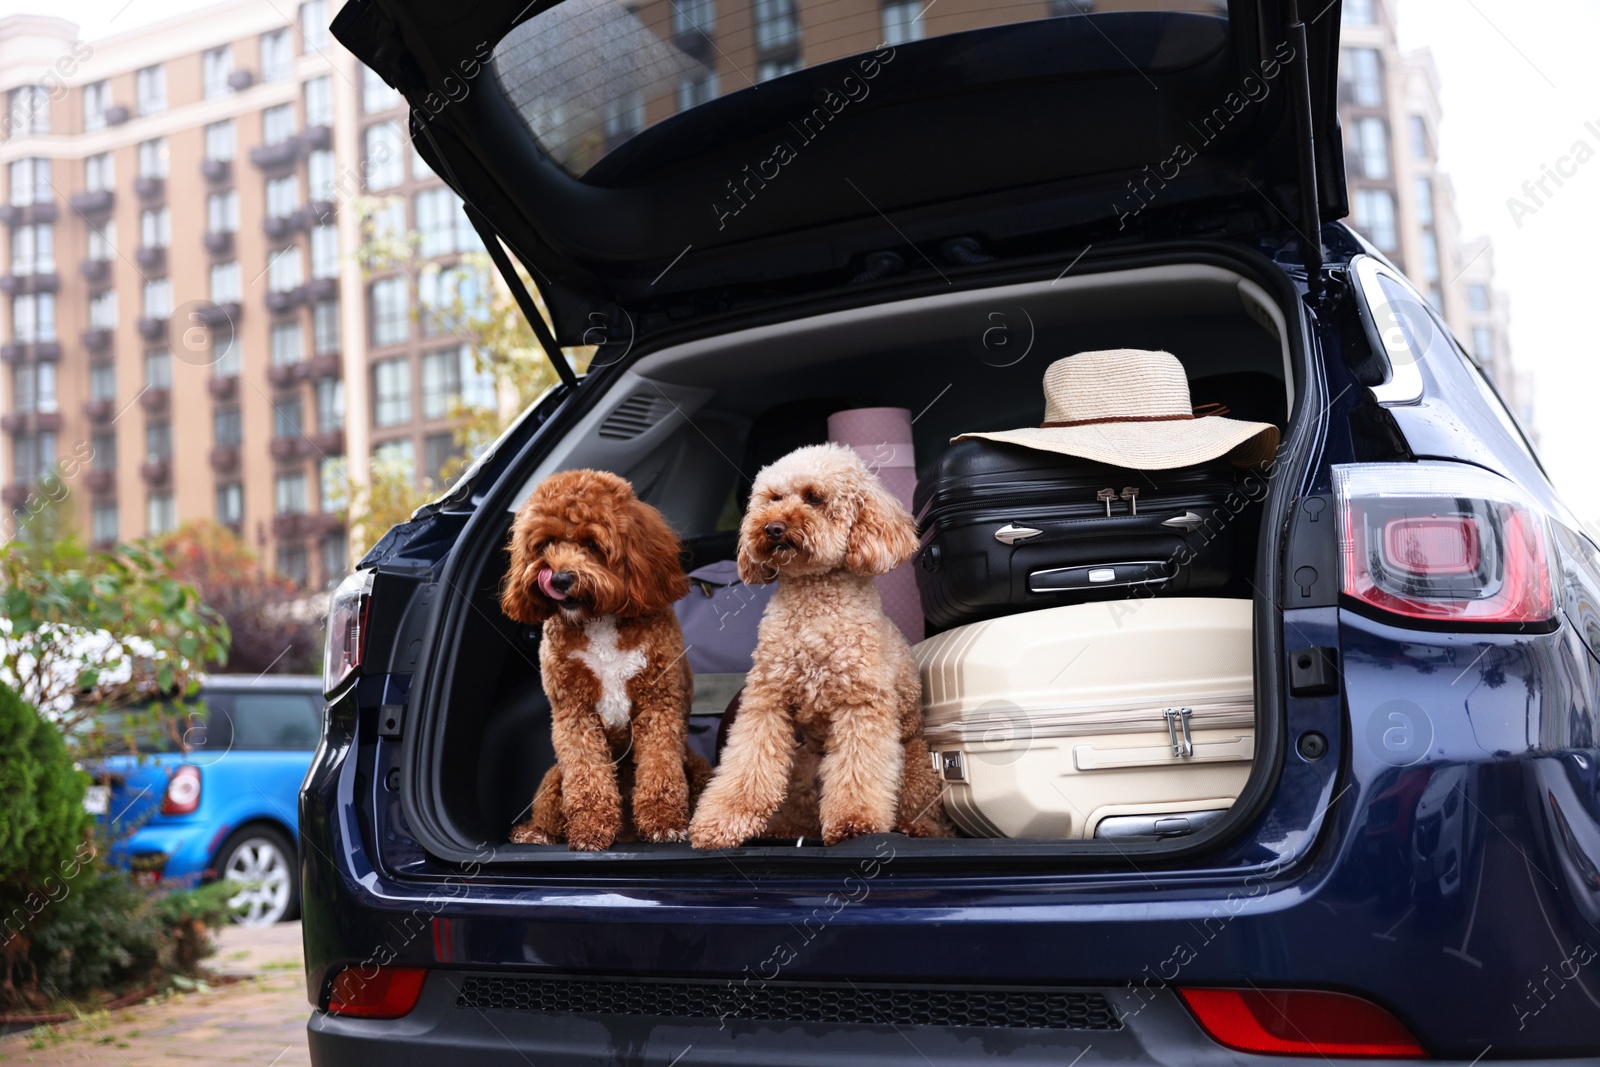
[
  {"left": 327, "top": 965, "right": 428, "bottom": 1019},
  {"left": 161, "top": 764, "right": 202, "bottom": 815},
  {"left": 1334, "top": 462, "right": 1555, "bottom": 627},
  {"left": 1179, "top": 987, "right": 1428, "bottom": 1058},
  {"left": 323, "top": 569, "right": 375, "bottom": 694}
]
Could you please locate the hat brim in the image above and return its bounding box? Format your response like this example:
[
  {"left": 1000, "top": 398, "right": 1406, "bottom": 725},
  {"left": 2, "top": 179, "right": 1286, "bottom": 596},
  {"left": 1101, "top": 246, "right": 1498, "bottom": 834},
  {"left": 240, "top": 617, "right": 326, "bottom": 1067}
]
[{"left": 953, "top": 417, "right": 1280, "bottom": 470}]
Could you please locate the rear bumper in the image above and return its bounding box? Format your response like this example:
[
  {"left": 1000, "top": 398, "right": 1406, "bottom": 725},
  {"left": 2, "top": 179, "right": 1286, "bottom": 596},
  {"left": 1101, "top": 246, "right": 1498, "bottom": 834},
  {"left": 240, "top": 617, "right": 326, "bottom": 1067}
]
[
  {"left": 305, "top": 978, "right": 1575, "bottom": 1066},
  {"left": 106, "top": 821, "right": 217, "bottom": 881}
]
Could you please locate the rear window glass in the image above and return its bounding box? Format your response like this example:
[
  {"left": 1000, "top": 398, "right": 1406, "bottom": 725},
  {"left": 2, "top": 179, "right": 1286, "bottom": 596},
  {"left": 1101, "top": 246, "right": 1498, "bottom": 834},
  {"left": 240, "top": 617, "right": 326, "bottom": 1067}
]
[
  {"left": 228, "top": 692, "right": 322, "bottom": 750},
  {"left": 493, "top": 0, "right": 1228, "bottom": 176}
]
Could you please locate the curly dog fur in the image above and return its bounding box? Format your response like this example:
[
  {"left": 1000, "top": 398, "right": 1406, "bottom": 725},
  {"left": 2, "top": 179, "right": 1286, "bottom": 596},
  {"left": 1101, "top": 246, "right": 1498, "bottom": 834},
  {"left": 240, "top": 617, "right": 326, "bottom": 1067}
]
[
  {"left": 500, "top": 469, "right": 710, "bottom": 851},
  {"left": 690, "top": 444, "right": 952, "bottom": 848}
]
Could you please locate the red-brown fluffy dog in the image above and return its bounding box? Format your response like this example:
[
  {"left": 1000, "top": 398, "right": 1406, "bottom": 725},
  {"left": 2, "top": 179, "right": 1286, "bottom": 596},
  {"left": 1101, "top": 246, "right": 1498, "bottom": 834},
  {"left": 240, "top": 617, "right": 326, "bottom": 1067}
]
[
  {"left": 689, "top": 444, "right": 952, "bottom": 848},
  {"left": 500, "top": 469, "right": 710, "bottom": 851}
]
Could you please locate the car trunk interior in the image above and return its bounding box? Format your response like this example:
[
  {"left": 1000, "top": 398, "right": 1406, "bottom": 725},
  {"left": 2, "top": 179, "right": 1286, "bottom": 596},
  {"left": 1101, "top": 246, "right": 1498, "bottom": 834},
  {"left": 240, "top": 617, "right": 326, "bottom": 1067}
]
[{"left": 418, "top": 260, "right": 1300, "bottom": 861}]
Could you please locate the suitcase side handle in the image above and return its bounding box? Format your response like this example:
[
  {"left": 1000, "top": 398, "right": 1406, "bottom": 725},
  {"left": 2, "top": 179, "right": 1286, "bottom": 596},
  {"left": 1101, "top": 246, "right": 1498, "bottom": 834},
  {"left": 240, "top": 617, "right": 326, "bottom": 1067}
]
[{"left": 1027, "top": 560, "right": 1173, "bottom": 594}]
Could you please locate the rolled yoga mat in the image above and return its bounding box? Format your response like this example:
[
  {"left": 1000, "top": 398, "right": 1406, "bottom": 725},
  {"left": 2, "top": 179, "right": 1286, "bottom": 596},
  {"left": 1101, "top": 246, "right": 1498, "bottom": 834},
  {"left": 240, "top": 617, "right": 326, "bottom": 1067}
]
[{"left": 828, "top": 406, "right": 923, "bottom": 644}]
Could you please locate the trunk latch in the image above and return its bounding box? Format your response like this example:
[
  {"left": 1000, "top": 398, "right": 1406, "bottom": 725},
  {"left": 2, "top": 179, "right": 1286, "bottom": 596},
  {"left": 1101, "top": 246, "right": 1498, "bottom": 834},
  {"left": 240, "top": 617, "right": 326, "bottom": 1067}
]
[{"left": 1164, "top": 707, "right": 1195, "bottom": 758}]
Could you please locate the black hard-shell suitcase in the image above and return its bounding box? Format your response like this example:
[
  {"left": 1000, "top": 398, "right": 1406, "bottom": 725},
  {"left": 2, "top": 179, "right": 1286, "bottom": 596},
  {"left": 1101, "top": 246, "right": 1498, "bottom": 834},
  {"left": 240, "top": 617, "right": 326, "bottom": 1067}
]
[{"left": 913, "top": 440, "right": 1263, "bottom": 631}]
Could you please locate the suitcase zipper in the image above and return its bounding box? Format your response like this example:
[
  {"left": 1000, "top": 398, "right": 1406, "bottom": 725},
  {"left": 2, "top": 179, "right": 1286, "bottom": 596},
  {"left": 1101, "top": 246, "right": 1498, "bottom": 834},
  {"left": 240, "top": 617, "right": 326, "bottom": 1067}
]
[
  {"left": 1163, "top": 707, "right": 1195, "bottom": 758},
  {"left": 921, "top": 698, "right": 1253, "bottom": 743}
]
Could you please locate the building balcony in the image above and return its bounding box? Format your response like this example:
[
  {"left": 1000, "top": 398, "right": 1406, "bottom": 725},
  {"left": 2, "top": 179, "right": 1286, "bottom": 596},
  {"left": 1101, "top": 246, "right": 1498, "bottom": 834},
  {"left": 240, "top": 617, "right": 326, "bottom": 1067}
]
[
  {"left": 209, "top": 446, "right": 239, "bottom": 472},
  {"left": 0, "top": 412, "right": 25, "bottom": 432},
  {"left": 137, "top": 316, "right": 168, "bottom": 341},
  {"left": 0, "top": 202, "right": 53, "bottom": 225},
  {"left": 0, "top": 343, "right": 25, "bottom": 363},
  {"left": 85, "top": 469, "right": 116, "bottom": 494},
  {"left": 265, "top": 287, "right": 304, "bottom": 314},
  {"left": 207, "top": 374, "right": 239, "bottom": 400},
  {"left": 34, "top": 410, "right": 61, "bottom": 432},
  {"left": 70, "top": 188, "right": 114, "bottom": 215},
  {"left": 139, "top": 387, "right": 170, "bottom": 413},
  {"left": 249, "top": 140, "right": 299, "bottom": 171},
  {"left": 263, "top": 214, "right": 295, "bottom": 240},
  {"left": 0, "top": 272, "right": 59, "bottom": 294},
  {"left": 139, "top": 457, "right": 170, "bottom": 486},
  {"left": 309, "top": 428, "right": 344, "bottom": 454},
  {"left": 83, "top": 397, "right": 114, "bottom": 422},
  {"left": 2, "top": 484, "right": 32, "bottom": 508},
  {"left": 201, "top": 158, "right": 231, "bottom": 183},
  {"left": 227, "top": 69, "right": 254, "bottom": 91},
  {"left": 133, "top": 176, "right": 164, "bottom": 201},
  {"left": 82, "top": 328, "right": 112, "bottom": 353},
  {"left": 299, "top": 125, "right": 333, "bottom": 151},
  {"left": 305, "top": 276, "right": 338, "bottom": 301},
  {"left": 105, "top": 104, "right": 130, "bottom": 126},
  {"left": 302, "top": 200, "right": 336, "bottom": 228},
  {"left": 203, "top": 230, "right": 234, "bottom": 255},
  {"left": 308, "top": 351, "right": 341, "bottom": 378},
  {"left": 34, "top": 340, "right": 59, "bottom": 361},
  {"left": 134, "top": 245, "right": 166, "bottom": 271},
  {"left": 270, "top": 436, "right": 311, "bottom": 461},
  {"left": 306, "top": 512, "right": 344, "bottom": 537},
  {"left": 80, "top": 259, "right": 111, "bottom": 284},
  {"left": 272, "top": 513, "right": 308, "bottom": 539},
  {"left": 197, "top": 300, "right": 240, "bottom": 329},
  {"left": 266, "top": 362, "right": 300, "bottom": 388}
]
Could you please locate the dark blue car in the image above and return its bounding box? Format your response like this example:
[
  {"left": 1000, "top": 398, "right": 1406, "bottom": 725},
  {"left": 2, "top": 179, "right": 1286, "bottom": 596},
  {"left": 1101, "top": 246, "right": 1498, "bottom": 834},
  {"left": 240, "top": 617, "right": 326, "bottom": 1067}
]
[
  {"left": 304, "top": 0, "right": 1600, "bottom": 1062},
  {"left": 93, "top": 675, "right": 323, "bottom": 925}
]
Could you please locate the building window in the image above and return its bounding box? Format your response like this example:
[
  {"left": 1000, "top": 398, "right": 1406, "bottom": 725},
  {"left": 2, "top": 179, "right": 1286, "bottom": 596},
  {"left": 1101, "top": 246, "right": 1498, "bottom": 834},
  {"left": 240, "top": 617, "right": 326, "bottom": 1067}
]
[
  {"left": 217, "top": 482, "right": 243, "bottom": 525},
  {"left": 143, "top": 278, "right": 172, "bottom": 319},
  {"left": 304, "top": 76, "right": 333, "bottom": 127},
  {"left": 1343, "top": 48, "right": 1382, "bottom": 107},
  {"left": 212, "top": 332, "right": 241, "bottom": 377},
  {"left": 11, "top": 365, "right": 38, "bottom": 412},
  {"left": 369, "top": 277, "right": 410, "bottom": 347},
  {"left": 205, "top": 120, "right": 236, "bottom": 161},
  {"left": 424, "top": 432, "right": 460, "bottom": 482},
  {"left": 268, "top": 246, "right": 304, "bottom": 293},
  {"left": 1414, "top": 177, "right": 1434, "bottom": 226},
  {"left": 91, "top": 362, "right": 116, "bottom": 401},
  {"left": 207, "top": 190, "right": 240, "bottom": 233},
  {"left": 266, "top": 174, "right": 301, "bottom": 218},
  {"left": 1471, "top": 326, "right": 1493, "bottom": 360},
  {"left": 9, "top": 158, "right": 50, "bottom": 206},
  {"left": 362, "top": 66, "right": 401, "bottom": 113},
  {"left": 263, "top": 103, "right": 297, "bottom": 146},
  {"left": 141, "top": 207, "right": 171, "bottom": 248},
  {"left": 88, "top": 221, "right": 116, "bottom": 261},
  {"left": 1408, "top": 115, "right": 1429, "bottom": 160},
  {"left": 275, "top": 470, "right": 308, "bottom": 514},
  {"left": 676, "top": 72, "right": 720, "bottom": 113},
  {"left": 881, "top": 0, "right": 925, "bottom": 45},
  {"left": 11, "top": 293, "right": 57, "bottom": 342},
  {"left": 261, "top": 29, "right": 294, "bottom": 81},
  {"left": 137, "top": 65, "right": 166, "bottom": 115},
  {"left": 92, "top": 430, "right": 115, "bottom": 469},
  {"left": 753, "top": 0, "right": 799, "bottom": 52},
  {"left": 138, "top": 138, "right": 169, "bottom": 179},
  {"left": 364, "top": 198, "right": 406, "bottom": 252},
  {"left": 603, "top": 91, "right": 646, "bottom": 141},
  {"left": 88, "top": 290, "right": 115, "bottom": 331},
  {"left": 85, "top": 152, "right": 114, "bottom": 192},
  {"left": 372, "top": 358, "right": 412, "bottom": 426},
  {"left": 307, "top": 149, "right": 336, "bottom": 201},
  {"left": 317, "top": 377, "right": 344, "bottom": 431},
  {"left": 311, "top": 225, "right": 339, "bottom": 278},
  {"left": 1419, "top": 231, "right": 1441, "bottom": 283},
  {"left": 313, "top": 299, "right": 340, "bottom": 354},
  {"left": 211, "top": 261, "right": 242, "bottom": 304},
  {"left": 415, "top": 187, "right": 467, "bottom": 256},
  {"left": 8, "top": 86, "right": 50, "bottom": 136},
  {"left": 1355, "top": 117, "right": 1389, "bottom": 180},
  {"left": 421, "top": 345, "right": 494, "bottom": 420},
  {"left": 1353, "top": 189, "right": 1396, "bottom": 251},
  {"left": 92, "top": 502, "right": 119, "bottom": 544},
  {"left": 318, "top": 456, "right": 345, "bottom": 512},
  {"left": 674, "top": 0, "right": 714, "bottom": 36},
  {"left": 277, "top": 544, "right": 310, "bottom": 587},
  {"left": 756, "top": 56, "right": 801, "bottom": 82},
  {"left": 321, "top": 533, "right": 346, "bottom": 587},
  {"left": 203, "top": 46, "right": 234, "bottom": 99},
  {"left": 9, "top": 223, "right": 54, "bottom": 275},
  {"left": 301, "top": 0, "right": 330, "bottom": 50},
  {"left": 83, "top": 80, "right": 111, "bottom": 132},
  {"left": 363, "top": 122, "right": 405, "bottom": 189},
  {"left": 144, "top": 349, "right": 171, "bottom": 388},
  {"left": 1468, "top": 284, "right": 1490, "bottom": 313},
  {"left": 372, "top": 437, "right": 416, "bottom": 483},
  {"left": 271, "top": 321, "right": 305, "bottom": 365},
  {"left": 420, "top": 265, "right": 485, "bottom": 337},
  {"left": 215, "top": 406, "right": 242, "bottom": 447},
  {"left": 274, "top": 396, "right": 304, "bottom": 439},
  {"left": 11, "top": 431, "right": 57, "bottom": 483},
  {"left": 1343, "top": 0, "right": 1375, "bottom": 25},
  {"left": 146, "top": 421, "right": 172, "bottom": 461}
]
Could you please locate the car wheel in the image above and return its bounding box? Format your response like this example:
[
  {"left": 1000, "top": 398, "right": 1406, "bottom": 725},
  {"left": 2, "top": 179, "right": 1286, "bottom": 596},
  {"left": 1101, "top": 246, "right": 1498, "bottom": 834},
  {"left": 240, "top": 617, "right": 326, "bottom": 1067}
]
[{"left": 218, "top": 826, "right": 298, "bottom": 925}]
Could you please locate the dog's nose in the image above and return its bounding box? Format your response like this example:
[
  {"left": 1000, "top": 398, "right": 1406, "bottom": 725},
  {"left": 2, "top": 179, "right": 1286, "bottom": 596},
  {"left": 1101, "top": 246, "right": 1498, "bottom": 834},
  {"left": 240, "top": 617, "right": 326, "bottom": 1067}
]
[
  {"left": 764, "top": 522, "right": 788, "bottom": 543},
  {"left": 549, "top": 570, "right": 577, "bottom": 593}
]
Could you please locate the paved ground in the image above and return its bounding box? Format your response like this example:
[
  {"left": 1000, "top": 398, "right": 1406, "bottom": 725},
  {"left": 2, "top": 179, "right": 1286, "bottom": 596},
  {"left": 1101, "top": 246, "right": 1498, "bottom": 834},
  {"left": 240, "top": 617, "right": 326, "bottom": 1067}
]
[{"left": 0, "top": 921, "right": 311, "bottom": 1066}]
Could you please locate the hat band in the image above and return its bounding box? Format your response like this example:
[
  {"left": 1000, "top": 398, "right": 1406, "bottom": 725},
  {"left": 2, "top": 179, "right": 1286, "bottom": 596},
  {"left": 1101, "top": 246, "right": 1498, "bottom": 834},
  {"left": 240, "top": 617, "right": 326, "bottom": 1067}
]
[{"left": 1039, "top": 403, "right": 1232, "bottom": 429}]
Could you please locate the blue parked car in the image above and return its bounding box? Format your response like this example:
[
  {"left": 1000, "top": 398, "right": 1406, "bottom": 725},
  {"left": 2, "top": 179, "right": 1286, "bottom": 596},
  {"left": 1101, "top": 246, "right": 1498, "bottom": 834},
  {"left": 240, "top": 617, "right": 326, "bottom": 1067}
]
[
  {"left": 305, "top": 0, "right": 1600, "bottom": 1062},
  {"left": 91, "top": 675, "right": 323, "bottom": 926}
]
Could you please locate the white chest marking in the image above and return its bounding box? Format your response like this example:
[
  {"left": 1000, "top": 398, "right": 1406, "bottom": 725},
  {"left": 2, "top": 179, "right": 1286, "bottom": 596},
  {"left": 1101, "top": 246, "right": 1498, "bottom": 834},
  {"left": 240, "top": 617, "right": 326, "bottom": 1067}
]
[{"left": 570, "top": 616, "right": 648, "bottom": 731}]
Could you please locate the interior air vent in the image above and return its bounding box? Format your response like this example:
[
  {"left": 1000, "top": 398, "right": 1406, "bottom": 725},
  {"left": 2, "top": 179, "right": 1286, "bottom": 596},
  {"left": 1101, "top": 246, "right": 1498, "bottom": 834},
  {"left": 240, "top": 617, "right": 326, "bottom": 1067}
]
[{"left": 597, "top": 393, "right": 674, "bottom": 440}]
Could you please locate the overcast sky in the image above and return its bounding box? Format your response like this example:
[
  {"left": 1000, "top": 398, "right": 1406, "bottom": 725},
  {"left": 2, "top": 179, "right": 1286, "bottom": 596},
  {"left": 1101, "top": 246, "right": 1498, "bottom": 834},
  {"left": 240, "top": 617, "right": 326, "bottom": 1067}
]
[{"left": 7, "top": 0, "right": 1597, "bottom": 524}]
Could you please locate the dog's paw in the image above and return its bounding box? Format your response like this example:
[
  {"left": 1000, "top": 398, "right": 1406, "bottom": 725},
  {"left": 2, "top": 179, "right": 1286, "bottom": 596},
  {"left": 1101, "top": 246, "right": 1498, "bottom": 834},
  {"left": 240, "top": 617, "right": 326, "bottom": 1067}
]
[
  {"left": 822, "top": 817, "right": 888, "bottom": 846},
  {"left": 510, "top": 825, "right": 560, "bottom": 845},
  {"left": 689, "top": 808, "right": 763, "bottom": 850},
  {"left": 565, "top": 815, "right": 619, "bottom": 852},
  {"left": 644, "top": 826, "right": 690, "bottom": 844}
]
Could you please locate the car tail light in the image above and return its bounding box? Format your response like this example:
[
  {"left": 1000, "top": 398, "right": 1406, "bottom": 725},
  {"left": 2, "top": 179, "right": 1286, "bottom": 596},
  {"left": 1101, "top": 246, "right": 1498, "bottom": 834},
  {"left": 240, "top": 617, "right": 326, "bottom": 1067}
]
[
  {"left": 324, "top": 568, "right": 375, "bottom": 694},
  {"left": 160, "top": 764, "right": 202, "bottom": 815},
  {"left": 327, "top": 965, "right": 428, "bottom": 1019},
  {"left": 1334, "top": 462, "right": 1556, "bottom": 628},
  {"left": 1179, "top": 987, "right": 1428, "bottom": 1058}
]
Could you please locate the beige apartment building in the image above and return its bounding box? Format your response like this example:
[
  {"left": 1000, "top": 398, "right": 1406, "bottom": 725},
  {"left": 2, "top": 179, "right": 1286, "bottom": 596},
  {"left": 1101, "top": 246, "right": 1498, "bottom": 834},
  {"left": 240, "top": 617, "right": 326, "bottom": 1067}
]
[
  {"left": 0, "top": 0, "right": 491, "bottom": 588},
  {"left": 1338, "top": 0, "right": 1530, "bottom": 428}
]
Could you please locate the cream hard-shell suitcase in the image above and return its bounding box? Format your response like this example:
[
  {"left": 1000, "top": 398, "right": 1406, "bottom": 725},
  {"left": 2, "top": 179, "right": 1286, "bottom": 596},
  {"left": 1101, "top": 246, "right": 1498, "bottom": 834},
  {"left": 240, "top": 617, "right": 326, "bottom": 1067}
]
[{"left": 913, "top": 598, "right": 1254, "bottom": 839}]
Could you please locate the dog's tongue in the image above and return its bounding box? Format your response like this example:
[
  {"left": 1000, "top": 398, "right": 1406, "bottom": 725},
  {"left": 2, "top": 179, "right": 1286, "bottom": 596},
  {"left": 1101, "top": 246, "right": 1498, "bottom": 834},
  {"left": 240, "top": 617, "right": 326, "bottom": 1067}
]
[{"left": 537, "top": 567, "right": 568, "bottom": 601}]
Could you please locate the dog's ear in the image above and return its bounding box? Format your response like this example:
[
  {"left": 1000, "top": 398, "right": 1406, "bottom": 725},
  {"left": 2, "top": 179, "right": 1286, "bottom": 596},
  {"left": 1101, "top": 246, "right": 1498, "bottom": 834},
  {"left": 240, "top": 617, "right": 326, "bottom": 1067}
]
[
  {"left": 618, "top": 498, "right": 690, "bottom": 615},
  {"left": 845, "top": 475, "right": 919, "bottom": 576},
  {"left": 501, "top": 506, "right": 552, "bottom": 624}
]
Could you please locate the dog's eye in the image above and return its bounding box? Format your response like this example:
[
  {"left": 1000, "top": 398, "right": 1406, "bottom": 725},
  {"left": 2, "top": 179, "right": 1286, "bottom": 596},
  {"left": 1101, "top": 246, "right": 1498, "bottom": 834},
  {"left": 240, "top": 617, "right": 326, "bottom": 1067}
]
[
  {"left": 582, "top": 539, "right": 601, "bottom": 554},
  {"left": 804, "top": 490, "right": 824, "bottom": 506}
]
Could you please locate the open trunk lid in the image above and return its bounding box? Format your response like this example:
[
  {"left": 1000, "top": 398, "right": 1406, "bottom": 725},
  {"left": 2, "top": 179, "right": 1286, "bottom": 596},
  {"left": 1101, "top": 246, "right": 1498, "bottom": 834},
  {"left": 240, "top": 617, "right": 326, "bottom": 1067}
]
[{"left": 333, "top": 0, "right": 1346, "bottom": 344}]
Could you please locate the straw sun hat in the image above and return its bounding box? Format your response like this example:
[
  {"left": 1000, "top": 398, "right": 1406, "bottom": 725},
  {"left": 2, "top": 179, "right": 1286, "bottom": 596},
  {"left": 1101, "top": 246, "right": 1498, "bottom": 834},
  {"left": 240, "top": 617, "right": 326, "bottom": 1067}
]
[{"left": 954, "top": 349, "right": 1280, "bottom": 470}]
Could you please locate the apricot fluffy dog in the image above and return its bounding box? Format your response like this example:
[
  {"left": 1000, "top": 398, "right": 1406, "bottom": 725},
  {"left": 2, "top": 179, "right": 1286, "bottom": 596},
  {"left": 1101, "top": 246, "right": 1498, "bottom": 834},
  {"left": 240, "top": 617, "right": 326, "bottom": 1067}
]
[
  {"left": 689, "top": 444, "right": 951, "bottom": 848},
  {"left": 500, "top": 469, "right": 710, "bottom": 851}
]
